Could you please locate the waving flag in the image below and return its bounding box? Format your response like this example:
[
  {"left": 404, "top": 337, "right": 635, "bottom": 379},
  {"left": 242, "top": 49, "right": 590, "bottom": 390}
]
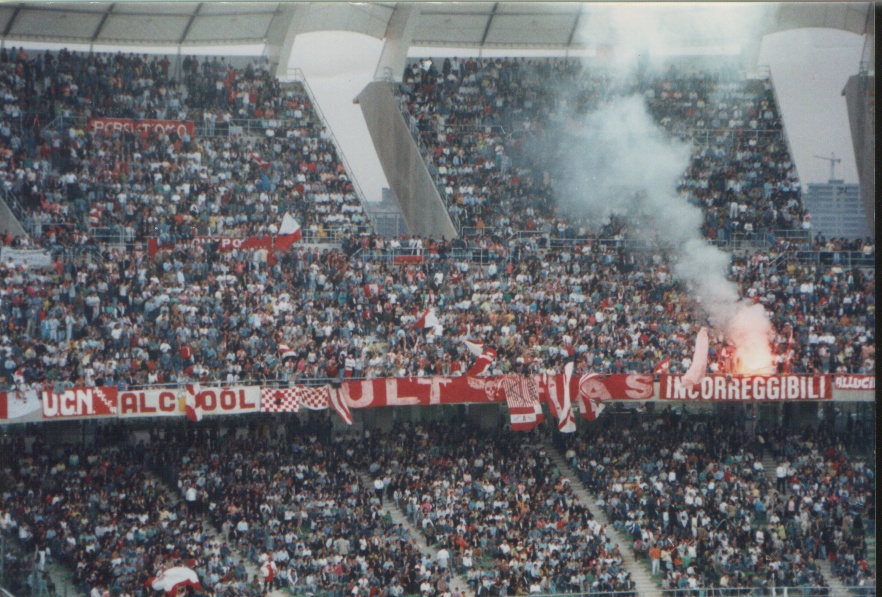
[
  {"left": 147, "top": 566, "right": 201, "bottom": 595},
  {"left": 184, "top": 383, "right": 203, "bottom": 422},
  {"left": 413, "top": 308, "right": 440, "bottom": 330},
  {"left": 278, "top": 343, "right": 296, "bottom": 361},
  {"left": 464, "top": 340, "right": 497, "bottom": 377},
  {"left": 250, "top": 152, "right": 271, "bottom": 169},
  {"left": 576, "top": 372, "right": 608, "bottom": 421},
  {"left": 275, "top": 213, "right": 302, "bottom": 250},
  {"left": 328, "top": 387, "right": 353, "bottom": 425},
  {"left": 681, "top": 327, "right": 709, "bottom": 390},
  {"left": 548, "top": 363, "right": 577, "bottom": 432},
  {"left": 653, "top": 358, "right": 671, "bottom": 375}
]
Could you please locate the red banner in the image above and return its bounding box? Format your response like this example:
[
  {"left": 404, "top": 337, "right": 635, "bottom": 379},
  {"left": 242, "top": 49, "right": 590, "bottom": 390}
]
[
  {"left": 147, "top": 234, "right": 298, "bottom": 257},
  {"left": 833, "top": 375, "right": 875, "bottom": 391},
  {"left": 659, "top": 375, "right": 832, "bottom": 401},
  {"left": 88, "top": 117, "right": 195, "bottom": 139},
  {"left": 335, "top": 373, "right": 652, "bottom": 410}
]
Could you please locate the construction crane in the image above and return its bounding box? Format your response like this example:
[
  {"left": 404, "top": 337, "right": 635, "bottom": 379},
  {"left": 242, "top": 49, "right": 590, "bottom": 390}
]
[{"left": 814, "top": 153, "right": 842, "bottom": 181}]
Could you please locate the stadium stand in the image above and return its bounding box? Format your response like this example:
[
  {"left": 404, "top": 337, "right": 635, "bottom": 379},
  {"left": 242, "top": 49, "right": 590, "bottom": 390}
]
[{"left": 0, "top": 39, "right": 875, "bottom": 597}]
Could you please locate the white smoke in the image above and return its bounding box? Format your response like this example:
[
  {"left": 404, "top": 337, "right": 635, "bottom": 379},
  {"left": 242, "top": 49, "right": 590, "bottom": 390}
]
[{"left": 557, "top": 4, "right": 776, "bottom": 373}]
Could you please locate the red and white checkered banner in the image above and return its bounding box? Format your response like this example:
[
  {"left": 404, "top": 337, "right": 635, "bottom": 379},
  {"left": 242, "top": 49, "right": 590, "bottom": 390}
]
[{"left": 261, "top": 387, "right": 300, "bottom": 413}]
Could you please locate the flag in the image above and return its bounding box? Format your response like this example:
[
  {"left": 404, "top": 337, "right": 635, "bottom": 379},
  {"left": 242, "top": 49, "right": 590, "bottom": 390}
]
[
  {"left": 328, "top": 387, "right": 353, "bottom": 425},
  {"left": 250, "top": 152, "right": 271, "bottom": 168},
  {"left": 653, "top": 358, "right": 671, "bottom": 375},
  {"left": 577, "top": 372, "right": 607, "bottom": 421},
  {"left": 278, "top": 343, "right": 296, "bottom": 361},
  {"left": 275, "top": 213, "right": 302, "bottom": 250},
  {"left": 548, "top": 363, "right": 577, "bottom": 433},
  {"left": 465, "top": 346, "right": 497, "bottom": 377},
  {"left": 261, "top": 387, "right": 300, "bottom": 413},
  {"left": 147, "top": 566, "right": 201, "bottom": 595},
  {"left": 185, "top": 383, "right": 202, "bottom": 422},
  {"left": 296, "top": 385, "right": 330, "bottom": 410},
  {"left": 413, "top": 308, "right": 439, "bottom": 330},
  {"left": 363, "top": 283, "right": 382, "bottom": 298},
  {"left": 462, "top": 339, "right": 486, "bottom": 357},
  {"left": 0, "top": 389, "right": 42, "bottom": 420},
  {"left": 681, "top": 327, "right": 709, "bottom": 390},
  {"left": 501, "top": 376, "right": 543, "bottom": 431}
]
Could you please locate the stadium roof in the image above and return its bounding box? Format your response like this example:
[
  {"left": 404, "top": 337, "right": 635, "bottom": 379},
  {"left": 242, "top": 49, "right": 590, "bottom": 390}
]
[{"left": 0, "top": 2, "right": 872, "bottom": 50}]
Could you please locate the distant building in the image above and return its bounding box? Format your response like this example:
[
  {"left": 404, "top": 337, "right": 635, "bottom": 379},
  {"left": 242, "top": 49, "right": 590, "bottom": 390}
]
[
  {"left": 802, "top": 180, "right": 871, "bottom": 239},
  {"left": 364, "top": 189, "right": 408, "bottom": 238}
]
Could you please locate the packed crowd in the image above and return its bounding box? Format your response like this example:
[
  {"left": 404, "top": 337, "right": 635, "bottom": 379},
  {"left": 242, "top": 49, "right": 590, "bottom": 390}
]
[
  {"left": 0, "top": 48, "right": 369, "bottom": 248},
  {"left": 561, "top": 411, "right": 875, "bottom": 592},
  {"left": 2, "top": 415, "right": 874, "bottom": 597},
  {"left": 0, "top": 217, "right": 875, "bottom": 396},
  {"left": 0, "top": 429, "right": 238, "bottom": 597},
  {"left": 362, "top": 422, "right": 635, "bottom": 595},
  {"left": 160, "top": 421, "right": 452, "bottom": 597},
  {"left": 398, "top": 57, "right": 809, "bottom": 241},
  {"left": 0, "top": 53, "right": 874, "bottom": 395},
  {"left": 770, "top": 428, "right": 875, "bottom": 589}
]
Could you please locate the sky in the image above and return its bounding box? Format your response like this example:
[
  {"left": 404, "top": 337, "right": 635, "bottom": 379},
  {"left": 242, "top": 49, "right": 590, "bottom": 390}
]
[{"left": 759, "top": 28, "right": 864, "bottom": 185}]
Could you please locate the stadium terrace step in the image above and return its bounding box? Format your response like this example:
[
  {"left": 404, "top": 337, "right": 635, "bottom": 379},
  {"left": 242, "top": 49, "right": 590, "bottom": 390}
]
[
  {"left": 544, "top": 441, "right": 660, "bottom": 597},
  {"left": 816, "top": 559, "right": 853, "bottom": 596},
  {"left": 358, "top": 472, "right": 475, "bottom": 597}
]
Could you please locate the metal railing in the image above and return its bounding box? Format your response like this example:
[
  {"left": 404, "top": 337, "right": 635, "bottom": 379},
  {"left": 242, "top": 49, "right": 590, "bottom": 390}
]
[{"left": 658, "top": 589, "right": 873, "bottom": 597}]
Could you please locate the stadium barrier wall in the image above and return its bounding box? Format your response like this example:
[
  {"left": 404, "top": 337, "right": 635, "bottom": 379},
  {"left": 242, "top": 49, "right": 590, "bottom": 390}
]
[
  {"left": 0, "top": 374, "right": 873, "bottom": 425},
  {"left": 356, "top": 81, "right": 458, "bottom": 239}
]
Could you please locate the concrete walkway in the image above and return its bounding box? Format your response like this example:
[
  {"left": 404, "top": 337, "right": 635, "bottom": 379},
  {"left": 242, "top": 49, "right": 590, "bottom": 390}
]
[
  {"left": 544, "top": 441, "right": 660, "bottom": 597},
  {"left": 359, "top": 472, "right": 475, "bottom": 597}
]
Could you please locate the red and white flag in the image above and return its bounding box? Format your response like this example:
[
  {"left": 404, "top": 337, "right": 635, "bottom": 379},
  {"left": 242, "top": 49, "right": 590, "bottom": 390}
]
[
  {"left": 577, "top": 372, "right": 607, "bottom": 421},
  {"left": 681, "top": 327, "right": 709, "bottom": 390},
  {"left": 465, "top": 343, "right": 497, "bottom": 377},
  {"left": 0, "top": 389, "right": 42, "bottom": 420},
  {"left": 363, "top": 283, "right": 382, "bottom": 298},
  {"left": 548, "top": 363, "right": 577, "bottom": 433},
  {"left": 413, "top": 308, "right": 439, "bottom": 330},
  {"left": 501, "top": 376, "right": 543, "bottom": 431},
  {"left": 184, "top": 383, "right": 202, "bottom": 422},
  {"left": 147, "top": 566, "right": 201, "bottom": 595},
  {"left": 328, "top": 387, "right": 353, "bottom": 425},
  {"left": 653, "top": 358, "right": 671, "bottom": 376},
  {"left": 275, "top": 213, "right": 302, "bottom": 249},
  {"left": 261, "top": 387, "right": 300, "bottom": 413},
  {"left": 250, "top": 152, "right": 271, "bottom": 168},
  {"left": 278, "top": 343, "right": 296, "bottom": 360},
  {"left": 296, "top": 385, "right": 330, "bottom": 410}
]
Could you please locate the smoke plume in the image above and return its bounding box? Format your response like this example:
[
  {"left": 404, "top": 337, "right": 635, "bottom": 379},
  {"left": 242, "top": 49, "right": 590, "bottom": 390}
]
[{"left": 555, "top": 5, "right": 776, "bottom": 373}]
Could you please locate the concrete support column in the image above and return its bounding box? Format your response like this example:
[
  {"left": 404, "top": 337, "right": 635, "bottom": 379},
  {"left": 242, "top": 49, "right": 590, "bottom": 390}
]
[{"left": 374, "top": 4, "right": 421, "bottom": 82}]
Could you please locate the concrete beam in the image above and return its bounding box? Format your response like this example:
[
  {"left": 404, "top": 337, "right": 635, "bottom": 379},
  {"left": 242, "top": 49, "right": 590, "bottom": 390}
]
[{"left": 374, "top": 4, "right": 422, "bottom": 82}]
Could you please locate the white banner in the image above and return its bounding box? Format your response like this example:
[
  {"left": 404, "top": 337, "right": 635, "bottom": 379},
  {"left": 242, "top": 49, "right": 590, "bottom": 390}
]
[
  {"left": 1, "top": 248, "right": 53, "bottom": 269},
  {"left": 116, "top": 386, "right": 261, "bottom": 418}
]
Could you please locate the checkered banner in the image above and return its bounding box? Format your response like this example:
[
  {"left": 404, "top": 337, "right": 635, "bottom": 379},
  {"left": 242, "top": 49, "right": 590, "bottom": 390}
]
[
  {"left": 260, "top": 385, "right": 331, "bottom": 412},
  {"left": 260, "top": 387, "right": 301, "bottom": 413}
]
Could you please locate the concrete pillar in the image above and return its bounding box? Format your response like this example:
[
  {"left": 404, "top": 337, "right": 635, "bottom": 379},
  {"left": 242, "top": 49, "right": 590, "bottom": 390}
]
[
  {"left": 374, "top": 4, "right": 421, "bottom": 82},
  {"left": 264, "top": 4, "right": 302, "bottom": 80}
]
